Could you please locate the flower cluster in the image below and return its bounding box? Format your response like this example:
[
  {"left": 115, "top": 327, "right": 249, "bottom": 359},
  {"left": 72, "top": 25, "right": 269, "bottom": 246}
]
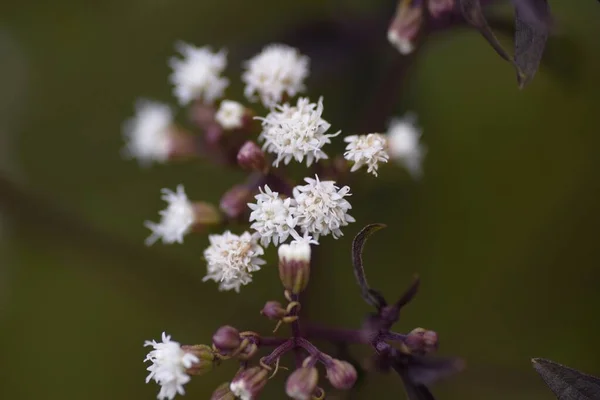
[{"left": 125, "top": 32, "right": 443, "bottom": 400}]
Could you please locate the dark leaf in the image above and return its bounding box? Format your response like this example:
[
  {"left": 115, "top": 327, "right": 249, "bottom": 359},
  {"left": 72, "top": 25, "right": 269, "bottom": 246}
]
[
  {"left": 398, "top": 370, "right": 436, "bottom": 400},
  {"left": 514, "top": 0, "right": 551, "bottom": 87},
  {"left": 532, "top": 358, "right": 600, "bottom": 399},
  {"left": 394, "top": 276, "right": 421, "bottom": 310},
  {"left": 404, "top": 355, "right": 466, "bottom": 386},
  {"left": 458, "top": 0, "right": 514, "bottom": 63},
  {"left": 352, "top": 223, "right": 388, "bottom": 309}
]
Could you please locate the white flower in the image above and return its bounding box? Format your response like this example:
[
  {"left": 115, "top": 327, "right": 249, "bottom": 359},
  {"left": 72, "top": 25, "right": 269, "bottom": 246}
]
[
  {"left": 203, "top": 231, "right": 266, "bottom": 292},
  {"left": 278, "top": 238, "right": 311, "bottom": 264},
  {"left": 257, "top": 97, "right": 339, "bottom": 167},
  {"left": 144, "top": 332, "right": 199, "bottom": 400},
  {"left": 293, "top": 176, "right": 355, "bottom": 240},
  {"left": 230, "top": 380, "right": 252, "bottom": 400},
  {"left": 122, "top": 100, "right": 173, "bottom": 166},
  {"left": 169, "top": 42, "right": 228, "bottom": 105},
  {"left": 343, "top": 133, "right": 389, "bottom": 176},
  {"left": 248, "top": 185, "right": 297, "bottom": 247},
  {"left": 215, "top": 100, "right": 245, "bottom": 130},
  {"left": 145, "top": 185, "right": 195, "bottom": 246},
  {"left": 242, "top": 43, "right": 309, "bottom": 107},
  {"left": 386, "top": 114, "right": 425, "bottom": 178}
]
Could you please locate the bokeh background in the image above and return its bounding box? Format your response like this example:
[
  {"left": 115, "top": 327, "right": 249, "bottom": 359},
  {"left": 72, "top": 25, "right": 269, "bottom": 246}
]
[{"left": 1, "top": 0, "right": 600, "bottom": 399}]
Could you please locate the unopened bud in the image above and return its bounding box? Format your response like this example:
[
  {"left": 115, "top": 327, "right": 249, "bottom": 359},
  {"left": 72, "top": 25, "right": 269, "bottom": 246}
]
[
  {"left": 325, "top": 359, "right": 358, "bottom": 390},
  {"left": 181, "top": 344, "right": 215, "bottom": 375},
  {"left": 388, "top": 0, "right": 424, "bottom": 55},
  {"left": 211, "top": 382, "right": 235, "bottom": 400},
  {"left": 286, "top": 367, "right": 319, "bottom": 400},
  {"left": 261, "top": 301, "right": 286, "bottom": 320},
  {"left": 230, "top": 367, "right": 269, "bottom": 400},
  {"left": 237, "top": 141, "right": 267, "bottom": 172},
  {"left": 190, "top": 201, "right": 222, "bottom": 230},
  {"left": 220, "top": 185, "right": 253, "bottom": 220},
  {"left": 405, "top": 328, "right": 439, "bottom": 354},
  {"left": 212, "top": 326, "right": 241, "bottom": 352},
  {"left": 427, "top": 0, "right": 455, "bottom": 18},
  {"left": 167, "top": 127, "right": 200, "bottom": 160},
  {"left": 278, "top": 241, "right": 311, "bottom": 294}
]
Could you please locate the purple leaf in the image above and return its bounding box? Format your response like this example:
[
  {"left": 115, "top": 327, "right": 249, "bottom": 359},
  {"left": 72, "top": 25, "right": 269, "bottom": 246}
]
[
  {"left": 513, "top": 0, "right": 551, "bottom": 87},
  {"left": 532, "top": 358, "right": 600, "bottom": 399},
  {"left": 352, "top": 223, "right": 388, "bottom": 309}
]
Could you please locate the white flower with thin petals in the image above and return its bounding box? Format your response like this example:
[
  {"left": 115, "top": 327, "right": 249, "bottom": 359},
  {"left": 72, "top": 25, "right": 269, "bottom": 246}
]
[
  {"left": 122, "top": 100, "right": 173, "bottom": 166},
  {"left": 257, "top": 97, "right": 339, "bottom": 167},
  {"left": 215, "top": 100, "right": 245, "bottom": 130},
  {"left": 386, "top": 114, "right": 425, "bottom": 178},
  {"left": 343, "top": 133, "right": 389, "bottom": 176},
  {"left": 293, "top": 176, "right": 355, "bottom": 240},
  {"left": 145, "top": 185, "right": 195, "bottom": 246},
  {"left": 248, "top": 185, "right": 297, "bottom": 247},
  {"left": 144, "top": 332, "right": 199, "bottom": 400},
  {"left": 242, "top": 44, "right": 309, "bottom": 107},
  {"left": 203, "top": 231, "right": 266, "bottom": 292},
  {"left": 169, "top": 42, "right": 228, "bottom": 105},
  {"left": 230, "top": 380, "right": 252, "bottom": 400}
]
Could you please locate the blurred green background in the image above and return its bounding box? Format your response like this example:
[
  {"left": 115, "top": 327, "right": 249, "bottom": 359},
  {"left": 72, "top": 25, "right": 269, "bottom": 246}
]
[{"left": 1, "top": 0, "right": 600, "bottom": 399}]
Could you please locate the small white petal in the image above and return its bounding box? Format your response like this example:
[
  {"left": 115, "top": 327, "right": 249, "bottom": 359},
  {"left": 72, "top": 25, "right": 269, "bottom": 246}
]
[
  {"left": 248, "top": 185, "right": 297, "bottom": 247},
  {"left": 169, "top": 42, "right": 228, "bottom": 105},
  {"left": 215, "top": 100, "right": 245, "bottom": 130},
  {"left": 386, "top": 114, "right": 426, "bottom": 178},
  {"left": 144, "top": 332, "right": 199, "bottom": 400},
  {"left": 343, "top": 133, "right": 389, "bottom": 176},
  {"left": 203, "top": 231, "right": 265, "bottom": 292},
  {"left": 257, "top": 97, "right": 339, "bottom": 167},
  {"left": 293, "top": 175, "right": 354, "bottom": 240},
  {"left": 145, "top": 185, "right": 195, "bottom": 245},
  {"left": 242, "top": 44, "right": 309, "bottom": 107},
  {"left": 122, "top": 100, "right": 173, "bottom": 166}
]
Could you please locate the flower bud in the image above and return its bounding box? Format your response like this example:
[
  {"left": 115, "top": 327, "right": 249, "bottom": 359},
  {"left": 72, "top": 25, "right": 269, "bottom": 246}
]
[
  {"left": 237, "top": 141, "right": 267, "bottom": 172},
  {"left": 211, "top": 382, "right": 236, "bottom": 400},
  {"left": 427, "top": 0, "right": 455, "bottom": 19},
  {"left": 286, "top": 367, "right": 319, "bottom": 400},
  {"left": 405, "top": 327, "right": 439, "bottom": 354},
  {"left": 167, "top": 127, "right": 200, "bottom": 161},
  {"left": 220, "top": 185, "right": 253, "bottom": 220},
  {"left": 388, "top": 0, "right": 424, "bottom": 55},
  {"left": 230, "top": 367, "right": 269, "bottom": 400},
  {"left": 181, "top": 344, "right": 215, "bottom": 376},
  {"left": 325, "top": 359, "right": 358, "bottom": 390},
  {"left": 190, "top": 201, "right": 222, "bottom": 230},
  {"left": 278, "top": 240, "right": 311, "bottom": 294},
  {"left": 212, "top": 325, "right": 241, "bottom": 352},
  {"left": 261, "top": 301, "right": 286, "bottom": 320}
]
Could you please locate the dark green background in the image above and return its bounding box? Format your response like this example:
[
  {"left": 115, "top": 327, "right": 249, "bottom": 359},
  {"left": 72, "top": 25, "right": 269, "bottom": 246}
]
[{"left": 1, "top": 1, "right": 600, "bottom": 399}]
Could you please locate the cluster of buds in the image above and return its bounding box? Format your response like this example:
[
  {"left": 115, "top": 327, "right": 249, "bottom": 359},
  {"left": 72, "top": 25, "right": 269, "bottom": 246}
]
[{"left": 126, "top": 9, "right": 462, "bottom": 399}]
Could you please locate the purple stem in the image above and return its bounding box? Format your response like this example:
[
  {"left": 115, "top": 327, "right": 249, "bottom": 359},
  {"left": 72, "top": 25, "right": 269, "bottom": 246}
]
[
  {"left": 303, "top": 323, "right": 370, "bottom": 344},
  {"left": 381, "top": 331, "right": 408, "bottom": 342},
  {"left": 262, "top": 339, "right": 294, "bottom": 365}
]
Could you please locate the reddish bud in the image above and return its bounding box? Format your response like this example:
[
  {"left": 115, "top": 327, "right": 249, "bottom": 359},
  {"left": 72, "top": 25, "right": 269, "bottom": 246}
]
[
  {"left": 405, "top": 327, "right": 439, "bottom": 354},
  {"left": 237, "top": 141, "right": 266, "bottom": 172},
  {"left": 326, "top": 359, "right": 358, "bottom": 390},
  {"left": 212, "top": 325, "right": 241, "bottom": 352},
  {"left": 219, "top": 185, "right": 253, "bottom": 220},
  {"left": 286, "top": 367, "right": 319, "bottom": 400},
  {"left": 211, "top": 382, "right": 235, "bottom": 400},
  {"left": 261, "top": 301, "right": 286, "bottom": 320}
]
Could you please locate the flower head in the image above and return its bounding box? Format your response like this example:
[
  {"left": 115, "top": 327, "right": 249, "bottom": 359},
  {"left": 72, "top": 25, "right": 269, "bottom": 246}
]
[
  {"left": 248, "top": 185, "right": 297, "bottom": 247},
  {"left": 242, "top": 44, "right": 309, "bottom": 107},
  {"left": 203, "top": 231, "right": 266, "bottom": 292},
  {"left": 122, "top": 100, "right": 174, "bottom": 166},
  {"left": 257, "top": 97, "right": 339, "bottom": 167},
  {"left": 293, "top": 176, "right": 355, "bottom": 239},
  {"left": 145, "top": 185, "right": 195, "bottom": 246},
  {"left": 169, "top": 43, "right": 228, "bottom": 105},
  {"left": 215, "top": 100, "right": 245, "bottom": 130},
  {"left": 386, "top": 114, "right": 426, "bottom": 178},
  {"left": 144, "top": 332, "right": 200, "bottom": 400},
  {"left": 344, "top": 133, "right": 389, "bottom": 176}
]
